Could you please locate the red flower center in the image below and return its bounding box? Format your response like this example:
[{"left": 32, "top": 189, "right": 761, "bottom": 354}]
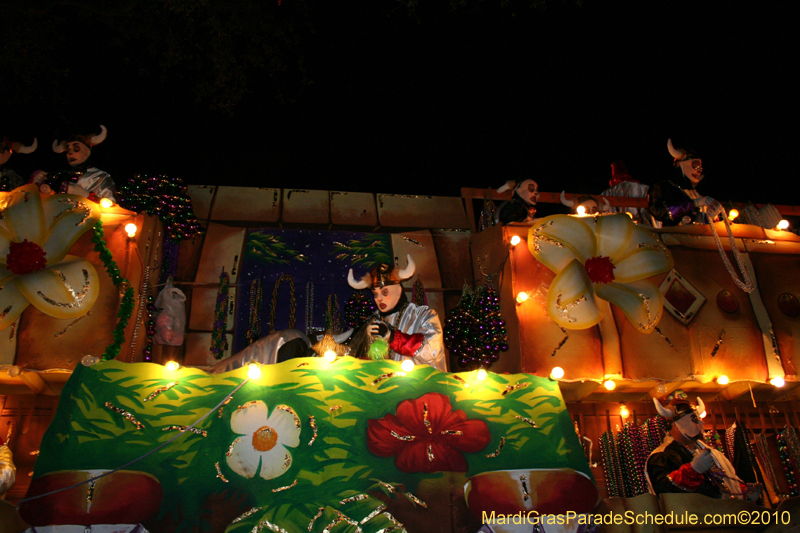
[
  {"left": 584, "top": 256, "right": 615, "bottom": 284},
  {"left": 6, "top": 239, "right": 48, "bottom": 275}
]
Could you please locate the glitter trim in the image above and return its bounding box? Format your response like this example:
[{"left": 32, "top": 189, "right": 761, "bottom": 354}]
[
  {"left": 282, "top": 453, "right": 292, "bottom": 470},
  {"left": 486, "top": 436, "right": 506, "bottom": 458},
  {"left": 86, "top": 478, "right": 96, "bottom": 512},
  {"left": 215, "top": 462, "right": 228, "bottom": 483},
  {"left": 308, "top": 415, "right": 318, "bottom": 446},
  {"left": 218, "top": 396, "right": 233, "bottom": 418},
  {"left": 449, "top": 375, "right": 469, "bottom": 388},
  {"left": 360, "top": 504, "right": 387, "bottom": 525},
  {"left": 252, "top": 519, "right": 290, "bottom": 533},
  {"left": 555, "top": 293, "right": 586, "bottom": 323},
  {"left": 329, "top": 405, "right": 342, "bottom": 413},
  {"left": 372, "top": 372, "right": 406, "bottom": 386},
  {"left": 104, "top": 402, "right": 144, "bottom": 430},
  {"left": 340, "top": 494, "right": 369, "bottom": 505},
  {"left": 227, "top": 437, "right": 242, "bottom": 457},
  {"left": 54, "top": 312, "right": 90, "bottom": 337},
  {"left": 56, "top": 197, "right": 92, "bottom": 226},
  {"left": 423, "top": 403, "right": 432, "bottom": 433},
  {"left": 426, "top": 443, "right": 434, "bottom": 462},
  {"left": 307, "top": 507, "right": 325, "bottom": 531},
  {"left": 238, "top": 400, "right": 259, "bottom": 410},
  {"left": 162, "top": 425, "right": 207, "bottom": 437},
  {"left": 515, "top": 415, "right": 539, "bottom": 428},
  {"left": 404, "top": 492, "right": 428, "bottom": 508},
  {"left": 377, "top": 481, "right": 399, "bottom": 495},
  {"left": 36, "top": 268, "right": 91, "bottom": 309},
  {"left": 276, "top": 405, "right": 301, "bottom": 428},
  {"left": 391, "top": 431, "right": 416, "bottom": 441},
  {"left": 232, "top": 507, "right": 262, "bottom": 524},
  {"left": 271, "top": 479, "right": 297, "bottom": 492},
  {"left": 520, "top": 475, "right": 530, "bottom": 501},
  {"left": 440, "top": 430, "right": 462, "bottom": 436},
  {"left": 144, "top": 381, "right": 178, "bottom": 402},
  {"left": 296, "top": 362, "right": 309, "bottom": 367},
  {"left": 502, "top": 382, "right": 530, "bottom": 396}
]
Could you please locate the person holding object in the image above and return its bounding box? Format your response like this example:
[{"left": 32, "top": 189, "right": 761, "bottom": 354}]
[{"left": 646, "top": 396, "right": 762, "bottom": 501}]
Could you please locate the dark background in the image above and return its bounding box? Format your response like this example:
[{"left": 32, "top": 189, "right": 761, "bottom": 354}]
[{"left": 2, "top": 0, "right": 797, "bottom": 205}]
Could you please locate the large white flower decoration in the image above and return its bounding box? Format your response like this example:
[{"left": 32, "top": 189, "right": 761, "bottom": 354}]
[
  {"left": 0, "top": 185, "right": 101, "bottom": 330},
  {"left": 527, "top": 213, "right": 673, "bottom": 333},
  {"left": 227, "top": 400, "right": 301, "bottom": 480}
]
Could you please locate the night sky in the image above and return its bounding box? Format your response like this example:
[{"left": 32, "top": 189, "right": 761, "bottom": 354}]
[{"left": 3, "top": 0, "right": 797, "bottom": 206}]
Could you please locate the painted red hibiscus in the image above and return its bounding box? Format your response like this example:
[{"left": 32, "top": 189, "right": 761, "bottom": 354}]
[{"left": 367, "top": 392, "right": 491, "bottom": 473}]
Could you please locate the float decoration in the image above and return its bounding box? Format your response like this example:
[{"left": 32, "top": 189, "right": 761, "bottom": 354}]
[
  {"left": 117, "top": 174, "right": 204, "bottom": 241},
  {"left": 527, "top": 213, "right": 674, "bottom": 333},
  {"left": 0, "top": 185, "right": 102, "bottom": 330},
  {"left": 23, "top": 358, "right": 596, "bottom": 532}
]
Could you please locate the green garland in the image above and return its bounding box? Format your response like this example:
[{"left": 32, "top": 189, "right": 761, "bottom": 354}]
[{"left": 92, "top": 221, "right": 136, "bottom": 361}]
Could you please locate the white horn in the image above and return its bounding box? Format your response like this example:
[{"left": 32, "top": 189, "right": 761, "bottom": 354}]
[
  {"left": 496, "top": 180, "right": 514, "bottom": 194},
  {"left": 667, "top": 138, "right": 683, "bottom": 160},
  {"left": 52, "top": 139, "right": 66, "bottom": 154},
  {"left": 600, "top": 196, "right": 611, "bottom": 212},
  {"left": 696, "top": 397, "right": 705, "bottom": 417},
  {"left": 653, "top": 397, "right": 675, "bottom": 419},
  {"left": 14, "top": 138, "right": 37, "bottom": 154},
  {"left": 397, "top": 254, "right": 415, "bottom": 280},
  {"left": 90, "top": 125, "right": 107, "bottom": 146},
  {"left": 347, "top": 269, "right": 370, "bottom": 290},
  {"left": 560, "top": 190, "right": 575, "bottom": 207}
]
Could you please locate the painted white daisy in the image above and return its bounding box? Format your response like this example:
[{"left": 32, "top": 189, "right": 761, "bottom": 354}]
[{"left": 226, "top": 401, "right": 300, "bottom": 480}]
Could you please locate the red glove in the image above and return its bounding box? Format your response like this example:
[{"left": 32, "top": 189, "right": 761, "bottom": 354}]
[{"left": 389, "top": 331, "right": 424, "bottom": 357}]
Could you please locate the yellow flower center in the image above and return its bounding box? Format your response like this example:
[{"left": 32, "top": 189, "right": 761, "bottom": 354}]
[{"left": 252, "top": 426, "right": 278, "bottom": 452}]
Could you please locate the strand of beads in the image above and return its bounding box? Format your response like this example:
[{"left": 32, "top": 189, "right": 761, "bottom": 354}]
[
  {"left": 740, "top": 423, "right": 761, "bottom": 481},
  {"left": 210, "top": 268, "right": 230, "bottom": 359},
  {"left": 778, "top": 431, "right": 800, "bottom": 497},
  {"left": 754, "top": 433, "right": 784, "bottom": 498},
  {"left": 159, "top": 237, "right": 180, "bottom": 285},
  {"left": 129, "top": 266, "right": 149, "bottom": 361},
  {"left": 143, "top": 290, "right": 155, "bottom": 362},
  {"left": 625, "top": 422, "right": 649, "bottom": 496},
  {"left": 344, "top": 290, "right": 375, "bottom": 330},
  {"left": 784, "top": 427, "right": 800, "bottom": 473},
  {"left": 305, "top": 281, "right": 314, "bottom": 334},
  {"left": 412, "top": 279, "right": 427, "bottom": 306},
  {"left": 600, "top": 431, "right": 623, "bottom": 497},
  {"left": 725, "top": 423, "right": 737, "bottom": 462},
  {"left": 324, "top": 294, "right": 341, "bottom": 334},
  {"left": 246, "top": 279, "right": 262, "bottom": 345},
  {"left": 269, "top": 274, "right": 296, "bottom": 333}
]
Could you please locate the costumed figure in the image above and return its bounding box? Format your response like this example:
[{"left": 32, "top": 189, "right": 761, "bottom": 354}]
[
  {"left": 494, "top": 179, "right": 539, "bottom": 224},
  {"left": 33, "top": 125, "right": 116, "bottom": 202},
  {"left": 649, "top": 139, "right": 721, "bottom": 226},
  {"left": 345, "top": 255, "right": 447, "bottom": 371},
  {"left": 0, "top": 435, "right": 27, "bottom": 532},
  {"left": 647, "top": 396, "right": 762, "bottom": 502},
  {"left": 600, "top": 161, "right": 655, "bottom": 225},
  {"left": 0, "top": 135, "right": 37, "bottom": 192},
  {"left": 559, "top": 192, "right": 610, "bottom": 216}
]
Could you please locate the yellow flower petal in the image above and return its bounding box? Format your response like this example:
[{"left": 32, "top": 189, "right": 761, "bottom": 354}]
[
  {"left": 546, "top": 259, "right": 604, "bottom": 330},
  {"left": 528, "top": 215, "right": 596, "bottom": 273},
  {"left": 41, "top": 194, "right": 102, "bottom": 264},
  {"left": 0, "top": 185, "right": 47, "bottom": 247},
  {"left": 594, "top": 280, "right": 664, "bottom": 334},
  {"left": 595, "top": 214, "right": 634, "bottom": 260},
  {"left": 0, "top": 278, "right": 30, "bottom": 330},
  {"left": 14, "top": 256, "right": 99, "bottom": 319}
]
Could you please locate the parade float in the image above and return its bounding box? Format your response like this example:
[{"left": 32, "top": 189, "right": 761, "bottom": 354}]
[{"left": 1, "top": 175, "right": 800, "bottom": 532}]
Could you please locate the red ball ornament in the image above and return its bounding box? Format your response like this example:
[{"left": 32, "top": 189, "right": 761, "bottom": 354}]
[
  {"left": 716, "top": 290, "right": 739, "bottom": 314},
  {"left": 6, "top": 239, "right": 48, "bottom": 275},
  {"left": 584, "top": 256, "right": 615, "bottom": 284},
  {"left": 778, "top": 293, "right": 800, "bottom": 317}
]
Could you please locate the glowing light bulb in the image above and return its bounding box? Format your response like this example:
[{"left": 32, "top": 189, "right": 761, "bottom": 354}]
[
  {"left": 603, "top": 379, "right": 616, "bottom": 391},
  {"left": 516, "top": 291, "right": 529, "bottom": 304},
  {"left": 550, "top": 366, "right": 564, "bottom": 379},
  {"left": 716, "top": 375, "right": 729, "bottom": 385},
  {"left": 100, "top": 198, "right": 113, "bottom": 208},
  {"left": 125, "top": 223, "right": 138, "bottom": 238},
  {"left": 619, "top": 404, "right": 629, "bottom": 418},
  {"left": 248, "top": 363, "right": 262, "bottom": 379},
  {"left": 165, "top": 361, "right": 180, "bottom": 371},
  {"left": 728, "top": 209, "right": 739, "bottom": 221},
  {"left": 771, "top": 376, "right": 786, "bottom": 388},
  {"left": 510, "top": 235, "right": 521, "bottom": 246},
  {"left": 627, "top": 212, "right": 634, "bottom": 218},
  {"left": 323, "top": 350, "right": 337, "bottom": 362},
  {"left": 7, "top": 366, "right": 21, "bottom": 377},
  {"left": 401, "top": 359, "right": 414, "bottom": 372},
  {"left": 576, "top": 205, "right": 586, "bottom": 216},
  {"left": 476, "top": 368, "right": 487, "bottom": 381},
  {"left": 81, "top": 355, "right": 99, "bottom": 367},
  {"left": 777, "top": 220, "right": 790, "bottom": 230}
]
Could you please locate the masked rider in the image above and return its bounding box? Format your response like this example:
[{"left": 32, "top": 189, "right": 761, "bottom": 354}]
[
  {"left": 346, "top": 255, "right": 447, "bottom": 371},
  {"left": 649, "top": 139, "right": 722, "bottom": 226},
  {"left": 0, "top": 135, "right": 37, "bottom": 192},
  {"left": 647, "top": 396, "right": 761, "bottom": 501},
  {"left": 35, "top": 125, "right": 116, "bottom": 202}
]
